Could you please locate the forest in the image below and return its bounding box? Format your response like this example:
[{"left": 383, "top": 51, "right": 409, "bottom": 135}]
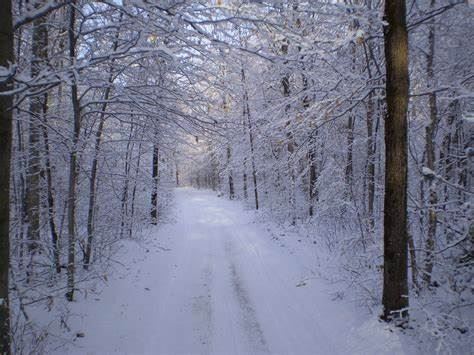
[{"left": 0, "top": 0, "right": 473, "bottom": 354}]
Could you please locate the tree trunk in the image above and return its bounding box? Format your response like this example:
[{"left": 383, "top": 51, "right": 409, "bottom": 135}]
[
  {"left": 345, "top": 43, "right": 357, "bottom": 198},
  {"left": 0, "top": 0, "right": 13, "bottom": 351},
  {"left": 150, "top": 144, "right": 159, "bottom": 225},
  {"left": 308, "top": 133, "right": 318, "bottom": 217},
  {"left": 41, "top": 102, "right": 60, "bottom": 273},
  {"left": 120, "top": 125, "right": 135, "bottom": 236},
  {"left": 345, "top": 115, "right": 355, "bottom": 193},
  {"left": 84, "top": 116, "right": 105, "bottom": 269},
  {"left": 84, "top": 17, "right": 121, "bottom": 270},
  {"left": 26, "top": 1, "right": 49, "bottom": 267},
  {"left": 129, "top": 140, "right": 143, "bottom": 238},
  {"left": 303, "top": 73, "right": 318, "bottom": 218},
  {"left": 422, "top": 0, "right": 438, "bottom": 286},
  {"left": 243, "top": 159, "right": 248, "bottom": 200},
  {"left": 227, "top": 146, "right": 235, "bottom": 199},
  {"left": 242, "top": 69, "right": 259, "bottom": 210},
  {"left": 66, "top": 2, "right": 80, "bottom": 302},
  {"left": 175, "top": 162, "right": 179, "bottom": 186},
  {"left": 408, "top": 233, "right": 419, "bottom": 291},
  {"left": 281, "top": 41, "right": 295, "bottom": 222},
  {"left": 382, "top": 0, "right": 409, "bottom": 321},
  {"left": 366, "top": 91, "right": 375, "bottom": 232}
]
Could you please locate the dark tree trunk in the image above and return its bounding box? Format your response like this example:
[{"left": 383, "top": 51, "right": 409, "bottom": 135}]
[
  {"left": 281, "top": 42, "right": 295, "bottom": 222},
  {"left": 41, "top": 103, "right": 60, "bottom": 273},
  {"left": 26, "top": 1, "right": 49, "bottom": 269},
  {"left": 120, "top": 125, "right": 134, "bottom": 236},
  {"left": 66, "top": 2, "right": 80, "bottom": 302},
  {"left": 422, "top": 0, "right": 438, "bottom": 286},
  {"left": 243, "top": 159, "right": 248, "bottom": 200},
  {"left": 382, "top": 0, "right": 410, "bottom": 321},
  {"left": 308, "top": 134, "right": 318, "bottom": 217},
  {"left": 129, "top": 140, "right": 143, "bottom": 238},
  {"left": 0, "top": 0, "right": 13, "bottom": 351},
  {"left": 227, "top": 146, "right": 235, "bottom": 200},
  {"left": 345, "top": 43, "right": 357, "bottom": 199},
  {"left": 242, "top": 76, "right": 259, "bottom": 210},
  {"left": 84, "top": 115, "right": 105, "bottom": 270},
  {"left": 150, "top": 144, "right": 159, "bottom": 225},
  {"left": 175, "top": 163, "right": 179, "bottom": 186},
  {"left": 245, "top": 106, "right": 259, "bottom": 210},
  {"left": 345, "top": 115, "right": 355, "bottom": 192},
  {"left": 303, "top": 74, "right": 318, "bottom": 218}
]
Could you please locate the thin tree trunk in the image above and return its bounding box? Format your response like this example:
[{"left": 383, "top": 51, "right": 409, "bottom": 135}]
[
  {"left": 84, "top": 16, "right": 121, "bottom": 270},
  {"left": 41, "top": 104, "right": 60, "bottom": 273},
  {"left": 66, "top": 1, "right": 80, "bottom": 302},
  {"left": 366, "top": 91, "right": 375, "bottom": 231},
  {"left": 345, "top": 115, "right": 355, "bottom": 192},
  {"left": 243, "top": 159, "right": 248, "bottom": 200},
  {"left": 129, "top": 140, "right": 143, "bottom": 238},
  {"left": 382, "top": 0, "right": 410, "bottom": 321},
  {"left": 281, "top": 41, "right": 295, "bottom": 222},
  {"left": 362, "top": 26, "right": 378, "bottom": 234},
  {"left": 308, "top": 133, "right": 318, "bottom": 217},
  {"left": 422, "top": 0, "right": 438, "bottom": 286},
  {"left": 150, "top": 144, "right": 159, "bottom": 225},
  {"left": 246, "top": 110, "right": 259, "bottom": 210},
  {"left": 227, "top": 146, "right": 235, "bottom": 199},
  {"left": 345, "top": 43, "right": 357, "bottom": 197},
  {"left": 242, "top": 69, "right": 259, "bottom": 210},
  {"left": 175, "top": 162, "right": 179, "bottom": 186},
  {"left": 120, "top": 124, "right": 135, "bottom": 235},
  {"left": 0, "top": 0, "right": 13, "bottom": 350},
  {"left": 84, "top": 116, "right": 105, "bottom": 269},
  {"left": 16, "top": 120, "right": 27, "bottom": 271},
  {"left": 26, "top": 2, "right": 49, "bottom": 267},
  {"left": 408, "top": 233, "right": 419, "bottom": 291}
]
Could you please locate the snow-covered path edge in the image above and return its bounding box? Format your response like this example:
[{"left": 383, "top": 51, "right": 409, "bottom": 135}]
[{"left": 54, "top": 188, "right": 417, "bottom": 355}]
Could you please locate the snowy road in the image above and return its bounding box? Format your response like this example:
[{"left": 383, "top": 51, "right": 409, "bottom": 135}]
[{"left": 63, "top": 188, "right": 409, "bottom": 355}]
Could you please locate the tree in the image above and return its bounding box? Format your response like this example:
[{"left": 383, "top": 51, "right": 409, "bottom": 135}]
[
  {"left": 151, "top": 143, "right": 159, "bottom": 225},
  {"left": 66, "top": 1, "right": 81, "bottom": 302},
  {"left": 25, "top": 2, "right": 49, "bottom": 264},
  {"left": 0, "top": 0, "right": 13, "bottom": 351},
  {"left": 382, "top": 0, "right": 410, "bottom": 321}
]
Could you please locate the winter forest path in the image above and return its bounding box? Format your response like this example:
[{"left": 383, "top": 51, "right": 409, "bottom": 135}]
[{"left": 61, "top": 188, "right": 409, "bottom": 355}]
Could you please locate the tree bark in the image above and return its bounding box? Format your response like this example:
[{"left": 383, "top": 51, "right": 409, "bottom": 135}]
[
  {"left": 41, "top": 101, "right": 60, "bottom": 273},
  {"left": 308, "top": 132, "right": 318, "bottom": 217},
  {"left": 26, "top": 1, "right": 49, "bottom": 264},
  {"left": 382, "top": 0, "right": 410, "bottom": 321},
  {"left": 227, "top": 146, "right": 235, "bottom": 199},
  {"left": 175, "top": 162, "right": 179, "bottom": 186},
  {"left": 0, "top": 0, "right": 13, "bottom": 351},
  {"left": 128, "top": 139, "right": 143, "bottom": 238},
  {"left": 422, "top": 0, "right": 438, "bottom": 286},
  {"left": 242, "top": 69, "right": 259, "bottom": 210},
  {"left": 345, "top": 115, "right": 355, "bottom": 192},
  {"left": 66, "top": 1, "right": 80, "bottom": 302},
  {"left": 150, "top": 144, "right": 159, "bottom": 225},
  {"left": 243, "top": 159, "right": 248, "bottom": 200}
]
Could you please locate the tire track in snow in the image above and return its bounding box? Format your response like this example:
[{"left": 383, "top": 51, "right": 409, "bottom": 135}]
[
  {"left": 191, "top": 262, "right": 213, "bottom": 354},
  {"left": 226, "top": 240, "right": 270, "bottom": 354}
]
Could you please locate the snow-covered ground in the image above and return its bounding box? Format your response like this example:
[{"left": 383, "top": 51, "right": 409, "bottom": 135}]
[{"left": 58, "top": 188, "right": 416, "bottom": 355}]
